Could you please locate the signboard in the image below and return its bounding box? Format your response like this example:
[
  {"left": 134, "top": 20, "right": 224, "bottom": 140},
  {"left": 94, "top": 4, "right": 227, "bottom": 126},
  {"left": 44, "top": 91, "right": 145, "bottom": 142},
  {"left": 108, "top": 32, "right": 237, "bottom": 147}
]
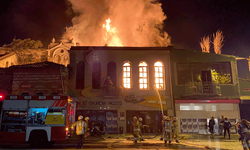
[{"left": 12, "top": 68, "right": 63, "bottom": 95}]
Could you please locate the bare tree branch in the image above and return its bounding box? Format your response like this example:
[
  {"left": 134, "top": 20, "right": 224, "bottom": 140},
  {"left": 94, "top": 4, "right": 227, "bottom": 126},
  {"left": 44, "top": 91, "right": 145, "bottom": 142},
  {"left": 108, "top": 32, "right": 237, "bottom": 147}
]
[
  {"left": 200, "top": 35, "right": 210, "bottom": 53},
  {"left": 213, "top": 30, "right": 224, "bottom": 54}
]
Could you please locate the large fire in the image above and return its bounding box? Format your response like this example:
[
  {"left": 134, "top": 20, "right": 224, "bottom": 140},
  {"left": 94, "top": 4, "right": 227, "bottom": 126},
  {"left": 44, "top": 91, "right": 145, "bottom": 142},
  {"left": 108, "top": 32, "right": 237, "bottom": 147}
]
[
  {"left": 103, "top": 18, "right": 123, "bottom": 46},
  {"left": 63, "top": 0, "right": 171, "bottom": 47}
]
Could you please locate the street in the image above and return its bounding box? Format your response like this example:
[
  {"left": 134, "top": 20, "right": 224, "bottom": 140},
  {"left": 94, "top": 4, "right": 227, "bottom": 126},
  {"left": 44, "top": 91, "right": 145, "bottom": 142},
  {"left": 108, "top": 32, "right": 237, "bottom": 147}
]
[{"left": 0, "top": 133, "right": 243, "bottom": 150}]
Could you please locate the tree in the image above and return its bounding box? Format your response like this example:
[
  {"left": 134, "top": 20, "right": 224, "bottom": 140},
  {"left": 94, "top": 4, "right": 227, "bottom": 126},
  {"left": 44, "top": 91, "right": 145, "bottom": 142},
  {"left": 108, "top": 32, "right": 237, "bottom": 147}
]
[
  {"left": 213, "top": 30, "right": 224, "bottom": 54},
  {"left": 3, "top": 38, "right": 44, "bottom": 65},
  {"left": 200, "top": 35, "right": 210, "bottom": 53}
]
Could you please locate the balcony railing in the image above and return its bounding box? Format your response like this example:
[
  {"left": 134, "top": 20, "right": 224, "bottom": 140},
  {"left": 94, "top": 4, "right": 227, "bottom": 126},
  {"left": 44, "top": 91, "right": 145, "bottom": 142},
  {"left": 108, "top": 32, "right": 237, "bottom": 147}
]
[{"left": 185, "top": 82, "right": 221, "bottom": 95}]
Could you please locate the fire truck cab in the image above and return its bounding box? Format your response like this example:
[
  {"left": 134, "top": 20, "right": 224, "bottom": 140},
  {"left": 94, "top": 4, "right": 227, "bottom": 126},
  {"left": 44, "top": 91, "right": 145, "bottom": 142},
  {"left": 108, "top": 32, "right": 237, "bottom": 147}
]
[{"left": 0, "top": 94, "right": 75, "bottom": 146}]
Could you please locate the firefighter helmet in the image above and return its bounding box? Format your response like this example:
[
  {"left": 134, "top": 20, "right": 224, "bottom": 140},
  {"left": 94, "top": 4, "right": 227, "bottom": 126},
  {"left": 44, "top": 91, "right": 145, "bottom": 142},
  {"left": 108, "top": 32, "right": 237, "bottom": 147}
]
[
  {"left": 78, "top": 115, "right": 83, "bottom": 120},
  {"left": 133, "top": 116, "right": 137, "bottom": 120},
  {"left": 166, "top": 116, "right": 170, "bottom": 121},
  {"left": 163, "top": 116, "right": 167, "bottom": 120},
  {"left": 85, "top": 117, "right": 89, "bottom": 121},
  {"left": 138, "top": 117, "right": 143, "bottom": 122}
]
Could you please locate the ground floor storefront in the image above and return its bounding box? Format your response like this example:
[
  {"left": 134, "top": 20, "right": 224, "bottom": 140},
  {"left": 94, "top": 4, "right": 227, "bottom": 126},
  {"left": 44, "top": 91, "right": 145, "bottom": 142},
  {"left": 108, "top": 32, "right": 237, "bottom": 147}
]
[
  {"left": 175, "top": 99, "right": 240, "bottom": 134},
  {"left": 74, "top": 96, "right": 168, "bottom": 134}
]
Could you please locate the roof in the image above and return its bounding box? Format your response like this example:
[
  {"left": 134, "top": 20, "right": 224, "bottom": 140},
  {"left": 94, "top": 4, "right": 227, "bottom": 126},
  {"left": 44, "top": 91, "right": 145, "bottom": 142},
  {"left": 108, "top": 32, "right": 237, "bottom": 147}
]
[
  {"left": 9, "top": 61, "right": 65, "bottom": 68},
  {"left": 0, "top": 52, "right": 16, "bottom": 61},
  {"left": 70, "top": 46, "right": 174, "bottom": 51}
]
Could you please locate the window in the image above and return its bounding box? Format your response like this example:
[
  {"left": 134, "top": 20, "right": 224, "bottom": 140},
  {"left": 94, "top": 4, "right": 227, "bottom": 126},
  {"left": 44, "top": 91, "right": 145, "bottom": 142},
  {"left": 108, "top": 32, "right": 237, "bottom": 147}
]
[
  {"left": 107, "top": 61, "right": 116, "bottom": 87},
  {"left": 154, "top": 61, "right": 164, "bottom": 89},
  {"left": 5, "top": 61, "right": 9, "bottom": 67},
  {"left": 92, "top": 62, "right": 101, "bottom": 89},
  {"left": 123, "top": 61, "right": 131, "bottom": 88},
  {"left": 177, "top": 62, "right": 232, "bottom": 85},
  {"left": 139, "top": 61, "right": 148, "bottom": 89},
  {"left": 76, "top": 61, "right": 85, "bottom": 89}
]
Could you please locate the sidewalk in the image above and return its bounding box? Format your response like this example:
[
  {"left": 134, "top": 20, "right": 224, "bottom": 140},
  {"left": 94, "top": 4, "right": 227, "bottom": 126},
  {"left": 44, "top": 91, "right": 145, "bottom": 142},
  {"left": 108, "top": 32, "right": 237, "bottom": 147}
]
[{"left": 62, "top": 133, "right": 243, "bottom": 149}]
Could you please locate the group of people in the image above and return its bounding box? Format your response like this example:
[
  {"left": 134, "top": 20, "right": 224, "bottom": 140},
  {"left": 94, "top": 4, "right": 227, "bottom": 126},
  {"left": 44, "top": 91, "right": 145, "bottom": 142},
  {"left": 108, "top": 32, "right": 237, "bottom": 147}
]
[
  {"left": 131, "top": 115, "right": 179, "bottom": 145},
  {"left": 208, "top": 115, "right": 250, "bottom": 150},
  {"left": 72, "top": 116, "right": 89, "bottom": 149},
  {"left": 131, "top": 116, "right": 149, "bottom": 143},
  {"left": 160, "top": 116, "right": 179, "bottom": 145},
  {"left": 208, "top": 115, "right": 232, "bottom": 139}
]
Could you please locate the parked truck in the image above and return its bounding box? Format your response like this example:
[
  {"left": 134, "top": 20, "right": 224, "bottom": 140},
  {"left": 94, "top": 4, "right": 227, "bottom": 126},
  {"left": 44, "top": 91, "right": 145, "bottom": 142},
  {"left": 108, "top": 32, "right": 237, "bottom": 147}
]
[{"left": 0, "top": 94, "right": 75, "bottom": 146}]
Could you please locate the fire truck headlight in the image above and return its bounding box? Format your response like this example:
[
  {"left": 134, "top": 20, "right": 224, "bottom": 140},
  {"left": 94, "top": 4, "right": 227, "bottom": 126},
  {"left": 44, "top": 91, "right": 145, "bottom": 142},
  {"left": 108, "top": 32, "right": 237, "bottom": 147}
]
[{"left": 66, "top": 127, "right": 68, "bottom": 131}]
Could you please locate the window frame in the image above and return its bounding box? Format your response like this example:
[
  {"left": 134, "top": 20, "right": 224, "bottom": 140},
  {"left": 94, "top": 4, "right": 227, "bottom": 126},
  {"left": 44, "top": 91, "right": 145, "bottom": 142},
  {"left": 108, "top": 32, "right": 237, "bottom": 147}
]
[
  {"left": 123, "top": 61, "right": 132, "bottom": 89},
  {"left": 154, "top": 61, "right": 165, "bottom": 90},
  {"left": 138, "top": 61, "right": 149, "bottom": 90}
]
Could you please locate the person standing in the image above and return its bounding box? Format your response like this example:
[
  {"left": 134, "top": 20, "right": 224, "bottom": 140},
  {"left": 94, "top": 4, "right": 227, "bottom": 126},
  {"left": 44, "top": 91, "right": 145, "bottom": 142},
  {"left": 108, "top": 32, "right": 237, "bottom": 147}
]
[
  {"left": 219, "top": 115, "right": 225, "bottom": 135},
  {"left": 223, "top": 117, "right": 232, "bottom": 139},
  {"left": 208, "top": 117, "right": 215, "bottom": 139},
  {"left": 160, "top": 116, "right": 167, "bottom": 141},
  {"left": 84, "top": 117, "right": 89, "bottom": 140},
  {"left": 132, "top": 116, "right": 141, "bottom": 143},
  {"left": 163, "top": 116, "right": 172, "bottom": 145},
  {"left": 72, "top": 115, "right": 86, "bottom": 149},
  {"left": 172, "top": 117, "right": 179, "bottom": 143},
  {"left": 138, "top": 117, "right": 149, "bottom": 141}
]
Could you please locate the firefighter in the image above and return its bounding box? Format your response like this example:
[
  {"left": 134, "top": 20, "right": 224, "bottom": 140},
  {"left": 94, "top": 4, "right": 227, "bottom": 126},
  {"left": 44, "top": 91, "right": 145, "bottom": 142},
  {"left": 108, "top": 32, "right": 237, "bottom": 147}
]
[
  {"left": 138, "top": 117, "right": 149, "bottom": 141},
  {"left": 163, "top": 116, "right": 172, "bottom": 145},
  {"left": 172, "top": 117, "right": 179, "bottom": 143},
  {"left": 72, "top": 115, "right": 86, "bottom": 149},
  {"left": 84, "top": 117, "right": 90, "bottom": 140},
  {"left": 132, "top": 116, "right": 141, "bottom": 143},
  {"left": 160, "top": 116, "right": 166, "bottom": 141}
]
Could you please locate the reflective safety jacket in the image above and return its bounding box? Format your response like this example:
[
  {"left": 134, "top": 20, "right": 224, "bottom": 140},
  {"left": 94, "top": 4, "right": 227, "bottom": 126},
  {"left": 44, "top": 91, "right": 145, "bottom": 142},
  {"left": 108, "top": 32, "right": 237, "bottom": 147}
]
[
  {"left": 164, "top": 121, "right": 172, "bottom": 132},
  {"left": 172, "top": 120, "right": 178, "bottom": 130},
  {"left": 73, "top": 120, "right": 86, "bottom": 135},
  {"left": 132, "top": 120, "right": 140, "bottom": 132}
]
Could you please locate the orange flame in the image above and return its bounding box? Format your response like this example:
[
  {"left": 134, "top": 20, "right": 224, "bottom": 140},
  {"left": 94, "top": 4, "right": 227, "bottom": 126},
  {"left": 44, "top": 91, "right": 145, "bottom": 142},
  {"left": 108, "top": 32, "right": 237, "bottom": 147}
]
[{"left": 103, "top": 18, "right": 123, "bottom": 46}]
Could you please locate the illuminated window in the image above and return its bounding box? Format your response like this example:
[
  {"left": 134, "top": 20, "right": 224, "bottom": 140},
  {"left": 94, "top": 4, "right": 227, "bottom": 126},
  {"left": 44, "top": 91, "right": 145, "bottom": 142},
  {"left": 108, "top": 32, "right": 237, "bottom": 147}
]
[
  {"left": 154, "top": 61, "right": 164, "bottom": 89},
  {"left": 139, "top": 61, "right": 148, "bottom": 89},
  {"left": 123, "top": 62, "right": 131, "bottom": 88}
]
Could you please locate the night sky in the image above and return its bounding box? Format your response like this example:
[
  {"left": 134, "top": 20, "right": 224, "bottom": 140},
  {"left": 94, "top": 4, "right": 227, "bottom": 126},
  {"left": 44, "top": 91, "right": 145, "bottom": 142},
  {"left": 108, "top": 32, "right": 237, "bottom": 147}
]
[{"left": 0, "top": 0, "right": 250, "bottom": 57}]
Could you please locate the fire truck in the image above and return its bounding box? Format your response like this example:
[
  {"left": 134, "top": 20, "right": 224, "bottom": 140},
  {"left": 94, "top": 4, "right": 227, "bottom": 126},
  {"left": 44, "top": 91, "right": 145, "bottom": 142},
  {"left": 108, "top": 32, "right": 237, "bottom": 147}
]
[{"left": 0, "top": 93, "right": 75, "bottom": 146}]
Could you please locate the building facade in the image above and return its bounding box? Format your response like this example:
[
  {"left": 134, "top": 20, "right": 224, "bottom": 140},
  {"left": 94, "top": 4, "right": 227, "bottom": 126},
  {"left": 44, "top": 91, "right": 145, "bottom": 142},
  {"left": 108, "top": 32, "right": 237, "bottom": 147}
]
[
  {"left": 68, "top": 46, "right": 173, "bottom": 133},
  {"left": 0, "top": 52, "right": 18, "bottom": 68},
  {"left": 68, "top": 46, "right": 241, "bottom": 134},
  {"left": 171, "top": 49, "right": 240, "bottom": 134}
]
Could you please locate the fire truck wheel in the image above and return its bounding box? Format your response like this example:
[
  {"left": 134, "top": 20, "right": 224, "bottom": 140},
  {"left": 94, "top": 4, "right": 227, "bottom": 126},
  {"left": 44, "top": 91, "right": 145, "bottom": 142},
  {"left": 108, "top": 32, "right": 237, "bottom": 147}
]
[{"left": 28, "top": 130, "right": 49, "bottom": 147}]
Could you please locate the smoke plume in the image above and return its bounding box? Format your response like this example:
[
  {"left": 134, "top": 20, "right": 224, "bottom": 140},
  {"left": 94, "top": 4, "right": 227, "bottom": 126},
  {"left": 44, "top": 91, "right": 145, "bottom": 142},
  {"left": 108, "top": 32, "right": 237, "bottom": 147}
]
[{"left": 63, "top": 0, "right": 171, "bottom": 47}]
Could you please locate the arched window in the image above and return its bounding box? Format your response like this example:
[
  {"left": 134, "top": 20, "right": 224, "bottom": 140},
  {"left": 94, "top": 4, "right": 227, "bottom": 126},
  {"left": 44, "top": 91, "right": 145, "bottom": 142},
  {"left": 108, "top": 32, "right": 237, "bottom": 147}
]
[
  {"left": 107, "top": 61, "right": 116, "bottom": 87},
  {"left": 123, "top": 61, "right": 131, "bottom": 89},
  {"left": 92, "top": 62, "right": 101, "bottom": 89},
  {"left": 76, "top": 61, "right": 85, "bottom": 89},
  {"left": 154, "top": 61, "right": 164, "bottom": 89},
  {"left": 5, "top": 61, "right": 9, "bottom": 67},
  {"left": 139, "top": 61, "right": 148, "bottom": 89}
]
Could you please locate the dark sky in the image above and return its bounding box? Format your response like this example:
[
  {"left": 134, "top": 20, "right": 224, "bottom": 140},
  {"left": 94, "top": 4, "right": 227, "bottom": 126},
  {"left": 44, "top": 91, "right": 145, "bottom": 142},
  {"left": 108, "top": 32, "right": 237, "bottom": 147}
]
[{"left": 0, "top": 0, "right": 250, "bottom": 57}]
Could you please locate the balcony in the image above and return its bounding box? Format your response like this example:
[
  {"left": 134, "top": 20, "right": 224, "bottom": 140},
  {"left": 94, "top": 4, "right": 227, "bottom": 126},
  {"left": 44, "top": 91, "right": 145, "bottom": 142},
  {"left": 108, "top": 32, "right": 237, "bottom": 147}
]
[{"left": 185, "top": 81, "right": 221, "bottom": 96}]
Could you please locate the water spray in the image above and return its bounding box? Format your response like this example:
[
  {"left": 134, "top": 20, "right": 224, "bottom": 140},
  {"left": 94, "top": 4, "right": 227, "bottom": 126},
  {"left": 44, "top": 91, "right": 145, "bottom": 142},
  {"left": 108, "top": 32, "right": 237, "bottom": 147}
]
[{"left": 155, "top": 86, "right": 164, "bottom": 117}]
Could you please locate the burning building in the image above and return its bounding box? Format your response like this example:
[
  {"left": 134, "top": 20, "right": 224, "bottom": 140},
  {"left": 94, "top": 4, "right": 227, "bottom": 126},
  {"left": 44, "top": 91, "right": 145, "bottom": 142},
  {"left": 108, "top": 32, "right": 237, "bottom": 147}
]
[
  {"left": 64, "top": 0, "right": 240, "bottom": 134},
  {"left": 68, "top": 46, "right": 241, "bottom": 134}
]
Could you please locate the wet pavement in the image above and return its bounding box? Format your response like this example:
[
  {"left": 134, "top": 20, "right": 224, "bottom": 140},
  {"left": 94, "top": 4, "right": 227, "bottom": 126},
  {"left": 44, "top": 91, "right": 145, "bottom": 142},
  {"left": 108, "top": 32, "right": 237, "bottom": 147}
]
[{"left": 0, "top": 133, "right": 244, "bottom": 149}]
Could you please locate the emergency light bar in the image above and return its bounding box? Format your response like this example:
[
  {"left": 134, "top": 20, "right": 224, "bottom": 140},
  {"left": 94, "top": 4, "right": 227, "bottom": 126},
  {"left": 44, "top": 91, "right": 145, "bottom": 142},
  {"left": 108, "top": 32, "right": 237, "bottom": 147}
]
[{"left": 5, "top": 95, "right": 68, "bottom": 100}]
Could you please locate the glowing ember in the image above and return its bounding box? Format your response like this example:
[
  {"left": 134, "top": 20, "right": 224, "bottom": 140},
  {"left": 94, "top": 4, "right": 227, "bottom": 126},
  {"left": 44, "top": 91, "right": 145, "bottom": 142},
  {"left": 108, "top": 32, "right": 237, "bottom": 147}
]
[{"left": 103, "top": 18, "right": 123, "bottom": 46}]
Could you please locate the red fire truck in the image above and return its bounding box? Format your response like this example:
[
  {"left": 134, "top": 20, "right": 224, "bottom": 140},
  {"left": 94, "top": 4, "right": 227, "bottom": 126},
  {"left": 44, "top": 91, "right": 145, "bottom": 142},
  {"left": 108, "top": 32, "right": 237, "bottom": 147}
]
[{"left": 0, "top": 94, "right": 75, "bottom": 146}]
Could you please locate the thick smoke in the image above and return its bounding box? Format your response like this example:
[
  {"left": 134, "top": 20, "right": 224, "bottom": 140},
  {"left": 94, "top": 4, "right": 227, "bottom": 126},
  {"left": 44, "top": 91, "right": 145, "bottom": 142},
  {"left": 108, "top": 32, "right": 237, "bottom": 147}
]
[{"left": 63, "top": 0, "right": 171, "bottom": 47}]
